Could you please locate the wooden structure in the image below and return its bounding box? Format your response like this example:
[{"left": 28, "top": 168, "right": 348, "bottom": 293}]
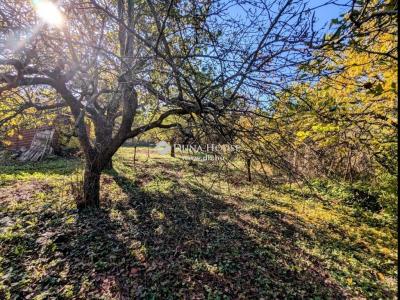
[
  {"left": 18, "top": 129, "right": 55, "bottom": 162},
  {"left": 5, "top": 126, "right": 56, "bottom": 152},
  {"left": 3, "top": 114, "right": 90, "bottom": 160}
]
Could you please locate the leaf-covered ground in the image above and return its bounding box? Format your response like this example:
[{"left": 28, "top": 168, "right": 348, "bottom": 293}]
[{"left": 0, "top": 147, "right": 397, "bottom": 299}]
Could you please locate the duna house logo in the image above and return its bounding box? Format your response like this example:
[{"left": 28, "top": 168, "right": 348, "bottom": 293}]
[
  {"left": 155, "top": 140, "right": 240, "bottom": 161},
  {"left": 155, "top": 140, "right": 171, "bottom": 155}
]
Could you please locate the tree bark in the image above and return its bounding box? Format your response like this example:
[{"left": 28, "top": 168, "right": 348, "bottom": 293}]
[
  {"left": 78, "top": 165, "right": 101, "bottom": 210},
  {"left": 145, "top": 145, "right": 150, "bottom": 161},
  {"left": 170, "top": 139, "right": 175, "bottom": 157},
  {"left": 246, "top": 158, "right": 252, "bottom": 182},
  {"left": 105, "top": 159, "right": 113, "bottom": 170}
]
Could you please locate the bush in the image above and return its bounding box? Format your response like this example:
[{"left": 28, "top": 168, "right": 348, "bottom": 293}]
[
  {"left": 373, "top": 170, "right": 397, "bottom": 217},
  {"left": 344, "top": 187, "right": 381, "bottom": 212}
]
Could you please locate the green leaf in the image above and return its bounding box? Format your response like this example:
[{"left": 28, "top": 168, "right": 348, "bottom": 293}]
[{"left": 331, "top": 18, "right": 339, "bottom": 25}]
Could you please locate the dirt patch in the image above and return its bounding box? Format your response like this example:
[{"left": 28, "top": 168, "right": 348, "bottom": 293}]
[
  {"left": 134, "top": 173, "right": 155, "bottom": 186},
  {"left": 0, "top": 181, "right": 54, "bottom": 204}
]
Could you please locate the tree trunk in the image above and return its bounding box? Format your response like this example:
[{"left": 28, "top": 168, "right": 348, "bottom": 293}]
[
  {"left": 78, "top": 166, "right": 101, "bottom": 210},
  {"left": 133, "top": 145, "right": 137, "bottom": 164},
  {"left": 145, "top": 145, "right": 150, "bottom": 162},
  {"left": 246, "top": 158, "right": 252, "bottom": 182},
  {"left": 170, "top": 140, "right": 175, "bottom": 157},
  {"left": 105, "top": 159, "right": 113, "bottom": 170}
]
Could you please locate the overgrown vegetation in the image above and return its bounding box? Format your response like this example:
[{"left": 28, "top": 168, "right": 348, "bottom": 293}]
[
  {"left": 0, "top": 0, "right": 397, "bottom": 298},
  {"left": 0, "top": 148, "right": 397, "bottom": 299}
]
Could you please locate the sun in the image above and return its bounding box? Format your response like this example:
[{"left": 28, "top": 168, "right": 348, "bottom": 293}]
[{"left": 33, "top": 0, "right": 64, "bottom": 27}]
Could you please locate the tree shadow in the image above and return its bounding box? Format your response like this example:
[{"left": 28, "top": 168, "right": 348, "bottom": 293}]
[
  {"left": 0, "top": 185, "right": 141, "bottom": 299},
  {"left": 109, "top": 170, "right": 349, "bottom": 298},
  {"left": 0, "top": 161, "right": 353, "bottom": 299}
]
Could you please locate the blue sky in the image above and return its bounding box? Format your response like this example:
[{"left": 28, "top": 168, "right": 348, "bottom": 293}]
[
  {"left": 224, "top": 0, "right": 349, "bottom": 34},
  {"left": 311, "top": 0, "right": 348, "bottom": 31}
]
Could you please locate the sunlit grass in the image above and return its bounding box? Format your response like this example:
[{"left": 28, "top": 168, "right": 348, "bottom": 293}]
[{"left": 0, "top": 147, "right": 397, "bottom": 299}]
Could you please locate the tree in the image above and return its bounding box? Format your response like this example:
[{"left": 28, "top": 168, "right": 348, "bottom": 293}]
[
  {"left": 317, "top": 0, "right": 397, "bottom": 60},
  {"left": 0, "top": 0, "right": 313, "bottom": 210},
  {"left": 291, "top": 0, "right": 397, "bottom": 179},
  {"left": 211, "top": 0, "right": 397, "bottom": 185}
]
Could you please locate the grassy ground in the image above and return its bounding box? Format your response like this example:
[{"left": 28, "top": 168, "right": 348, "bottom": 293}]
[{"left": 0, "top": 147, "right": 397, "bottom": 299}]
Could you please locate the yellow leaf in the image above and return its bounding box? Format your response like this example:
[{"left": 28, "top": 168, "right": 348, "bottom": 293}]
[{"left": 376, "top": 272, "right": 385, "bottom": 282}]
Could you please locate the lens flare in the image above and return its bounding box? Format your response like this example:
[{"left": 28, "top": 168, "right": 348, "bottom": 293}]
[{"left": 33, "top": 0, "right": 64, "bottom": 27}]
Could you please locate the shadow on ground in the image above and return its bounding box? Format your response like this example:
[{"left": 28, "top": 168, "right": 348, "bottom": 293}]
[
  {"left": 107, "top": 169, "right": 348, "bottom": 298},
  {"left": 0, "top": 161, "right": 350, "bottom": 299}
]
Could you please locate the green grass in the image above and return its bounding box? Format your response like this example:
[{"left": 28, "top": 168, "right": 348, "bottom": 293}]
[
  {"left": 0, "top": 147, "right": 397, "bottom": 299},
  {"left": 0, "top": 157, "right": 81, "bottom": 186}
]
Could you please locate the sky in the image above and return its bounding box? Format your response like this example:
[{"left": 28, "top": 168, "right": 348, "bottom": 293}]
[
  {"left": 212, "top": 0, "right": 351, "bottom": 104},
  {"left": 224, "top": 0, "right": 349, "bottom": 35},
  {"left": 311, "top": 0, "right": 349, "bottom": 32}
]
